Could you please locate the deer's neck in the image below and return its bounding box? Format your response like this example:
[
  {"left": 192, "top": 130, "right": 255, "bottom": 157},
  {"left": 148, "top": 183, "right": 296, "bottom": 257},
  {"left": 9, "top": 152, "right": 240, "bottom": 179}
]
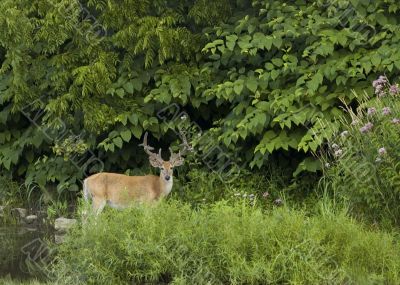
[{"left": 159, "top": 175, "right": 173, "bottom": 197}]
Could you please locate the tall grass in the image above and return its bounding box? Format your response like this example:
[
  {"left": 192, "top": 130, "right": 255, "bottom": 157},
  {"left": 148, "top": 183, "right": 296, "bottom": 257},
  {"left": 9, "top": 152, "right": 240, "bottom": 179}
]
[
  {"left": 321, "top": 78, "right": 400, "bottom": 226},
  {"left": 53, "top": 201, "right": 400, "bottom": 285},
  {"left": 0, "top": 278, "right": 48, "bottom": 285}
]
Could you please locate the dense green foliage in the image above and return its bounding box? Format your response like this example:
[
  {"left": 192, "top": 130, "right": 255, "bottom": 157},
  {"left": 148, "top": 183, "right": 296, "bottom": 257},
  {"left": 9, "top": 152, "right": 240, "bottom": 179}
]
[
  {"left": 322, "top": 78, "right": 400, "bottom": 226},
  {"left": 2, "top": 1, "right": 400, "bottom": 284},
  {"left": 53, "top": 201, "right": 400, "bottom": 284},
  {"left": 1, "top": 0, "right": 400, "bottom": 197}
]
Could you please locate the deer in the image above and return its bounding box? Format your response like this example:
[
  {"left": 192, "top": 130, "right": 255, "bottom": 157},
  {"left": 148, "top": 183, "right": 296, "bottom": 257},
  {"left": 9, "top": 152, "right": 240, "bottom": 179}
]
[{"left": 82, "top": 131, "right": 192, "bottom": 215}]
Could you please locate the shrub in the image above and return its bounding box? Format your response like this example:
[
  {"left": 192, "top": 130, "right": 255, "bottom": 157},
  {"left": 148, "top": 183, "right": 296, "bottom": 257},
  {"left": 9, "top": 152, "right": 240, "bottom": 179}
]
[
  {"left": 171, "top": 167, "right": 292, "bottom": 207},
  {"left": 53, "top": 201, "right": 400, "bottom": 284},
  {"left": 2, "top": 0, "right": 400, "bottom": 195},
  {"left": 322, "top": 76, "right": 400, "bottom": 226}
]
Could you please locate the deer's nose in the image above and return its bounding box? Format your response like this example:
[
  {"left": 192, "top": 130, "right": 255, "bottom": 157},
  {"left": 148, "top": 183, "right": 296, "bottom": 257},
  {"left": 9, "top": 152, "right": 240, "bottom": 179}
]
[{"left": 165, "top": 175, "right": 171, "bottom": 181}]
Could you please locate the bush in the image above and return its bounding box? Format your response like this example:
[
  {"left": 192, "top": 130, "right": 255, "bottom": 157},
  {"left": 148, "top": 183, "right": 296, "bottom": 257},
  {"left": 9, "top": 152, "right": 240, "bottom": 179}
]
[
  {"left": 2, "top": 0, "right": 400, "bottom": 195},
  {"left": 53, "top": 201, "right": 400, "bottom": 285},
  {"left": 322, "top": 76, "right": 400, "bottom": 226},
  {"left": 0, "top": 175, "right": 24, "bottom": 209},
  {"left": 171, "top": 167, "right": 293, "bottom": 206}
]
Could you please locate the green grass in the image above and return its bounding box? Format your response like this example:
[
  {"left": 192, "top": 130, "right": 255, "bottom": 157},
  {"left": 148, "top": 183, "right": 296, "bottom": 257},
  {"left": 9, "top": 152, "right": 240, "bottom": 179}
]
[
  {"left": 321, "top": 92, "right": 400, "bottom": 226},
  {"left": 0, "top": 277, "right": 48, "bottom": 285},
  {"left": 53, "top": 200, "right": 400, "bottom": 285}
]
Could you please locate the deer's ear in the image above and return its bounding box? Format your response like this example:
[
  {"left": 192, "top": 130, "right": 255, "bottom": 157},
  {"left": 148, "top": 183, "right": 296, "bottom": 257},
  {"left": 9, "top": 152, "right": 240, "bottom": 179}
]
[{"left": 171, "top": 157, "right": 184, "bottom": 167}]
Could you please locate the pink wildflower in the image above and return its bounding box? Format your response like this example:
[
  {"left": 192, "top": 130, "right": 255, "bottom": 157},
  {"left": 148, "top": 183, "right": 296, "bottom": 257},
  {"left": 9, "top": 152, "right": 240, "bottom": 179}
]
[
  {"left": 360, "top": 122, "right": 373, "bottom": 133},
  {"left": 373, "top": 76, "right": 388, "bottom": 97},
  {"left": 334, "top": 149, "right": 343, "bottom": 157},
  {"left": 378, "top": 147, "right": 386, "bottom": 156},
  {"left": 382, "top": 107, "right": 391, "bottom": 115},
  {"left": 367, "top": 107, "right": 376, "bottom": 116},
  {"left": 389, "top": 84, "right": 399, "bottom": 95}
]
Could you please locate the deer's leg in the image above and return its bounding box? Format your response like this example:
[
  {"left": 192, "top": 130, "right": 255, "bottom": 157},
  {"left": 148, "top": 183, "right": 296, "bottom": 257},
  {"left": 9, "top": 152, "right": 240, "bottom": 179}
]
[{"left": 92, "top": 196, "right": 107, "bottom": 215}]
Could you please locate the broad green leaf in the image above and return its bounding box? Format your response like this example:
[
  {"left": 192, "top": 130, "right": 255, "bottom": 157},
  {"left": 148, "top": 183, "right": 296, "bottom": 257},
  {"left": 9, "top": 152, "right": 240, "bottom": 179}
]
[
  {"left": 129, "top": 113, "right": 139, "bottom": 125},
  {"left": 123, "top": 82, "right": 134, "bottom": 94},
  {"left": 131, "top": 125, "right": 143, "bottom": 139},
  {"left": 371, "top": 54, "right": 381, "bottom": 66},
  {"left": 226, "top": 35, "right": 238, "bottom": 51},
  {"left": 234, "top": 80, "right": 244, "bottom": 95},
  {"left": 293, "top": 158, "right": 322, "bottom": 177},
  {"left": 116, "top": 88, "right": 125, "bottom": 98},
  {"left": 272, "top": 58, "right": 283, "bottom": 67},
  {"left": 120, "top": 130, "right": 132, "bottom": 142},
  {"left": 271, "top": 70, "right": 280, "bottom": 80},
  {"left": 131, "top": 79, "right": 142, "bottom": 91},
  {"left": 113, "top": 137, "right": 123, "bottom": 148},
  {"left": 264, "top": 36, "right": 273, "bottom": 50},
  {"left": 246, "top": 77, "right": 258, "bottom": 93}
]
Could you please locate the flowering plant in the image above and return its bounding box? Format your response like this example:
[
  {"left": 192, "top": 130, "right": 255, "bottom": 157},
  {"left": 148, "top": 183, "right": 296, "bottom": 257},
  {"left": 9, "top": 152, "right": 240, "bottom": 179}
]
[{"left": 321, "top": 76, "right": 400, "bottom": 226}]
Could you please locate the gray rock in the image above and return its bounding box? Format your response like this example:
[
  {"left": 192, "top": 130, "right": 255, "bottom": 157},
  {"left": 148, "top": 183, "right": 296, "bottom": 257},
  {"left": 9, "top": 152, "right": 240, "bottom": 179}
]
[
  {"left": 54, "top": 217, "right": 77, "bottom": 233},
  {"left": 36, "top": 210, "right": 47, "bottom": 219},
  {"left": 54, "top": 234, "right": 66, "bottom": 244},
  {"left": 25, "top": 215, "right": 38, "bottom": 224},
  {"left": 25, "top": 227, "right": 38, "bottom": 232},
  {"left": 11, "top": 208, "right": 28, "bottom": 219}
]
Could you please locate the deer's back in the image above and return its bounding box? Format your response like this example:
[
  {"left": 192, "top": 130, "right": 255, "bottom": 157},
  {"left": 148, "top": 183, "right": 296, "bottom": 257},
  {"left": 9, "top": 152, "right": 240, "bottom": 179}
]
[{"left": 85, "top": 172, "right": 161, "bottom": 205}]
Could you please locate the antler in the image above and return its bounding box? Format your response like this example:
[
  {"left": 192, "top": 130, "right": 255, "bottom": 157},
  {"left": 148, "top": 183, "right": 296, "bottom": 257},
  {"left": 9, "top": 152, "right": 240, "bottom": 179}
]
[
  {"left": 140, "top": 132, "right": 164, "bottom": 167},
  {"left": 169, "top": 129, "right": 193, "bottom": 167}
]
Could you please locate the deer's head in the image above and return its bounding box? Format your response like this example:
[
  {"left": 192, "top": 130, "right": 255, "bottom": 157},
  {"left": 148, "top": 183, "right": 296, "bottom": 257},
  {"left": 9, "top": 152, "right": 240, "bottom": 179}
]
[{"left": 141, "top": 131, "right": 192, "bottom": 182}]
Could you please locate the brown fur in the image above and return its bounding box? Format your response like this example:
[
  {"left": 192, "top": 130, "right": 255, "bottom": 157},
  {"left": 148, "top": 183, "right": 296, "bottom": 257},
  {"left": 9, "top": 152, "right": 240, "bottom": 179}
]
[
  {"left": 84, "top": 170, "right": 172, "bottom": 214},
  {"left": 83, "top": 132, "right": 188, "bottom": 214}
]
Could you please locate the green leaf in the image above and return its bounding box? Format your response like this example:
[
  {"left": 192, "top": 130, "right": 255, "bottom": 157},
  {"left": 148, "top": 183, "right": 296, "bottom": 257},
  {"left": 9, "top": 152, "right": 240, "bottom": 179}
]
[
  {"left": 375, "top": 13, "right": 388, "bottom": 26},
  {"left": 272, "top": 58, "right": 283, "bottom": 67},
  {"left": 265, "top": 62, "right": 274, "bottom": 70},
  {"left": 273, "top": 37, "right": 282, "bottom": 48},
  {"left": 238, "top": 35, "right": 252, "bottom": 50},
  {"left": 223, "top": 135, "right": 231, "bottom": 146},
  {"left": 120, "top": 130, "right": 132, "bottom": 142},
  {"left": 234, "top": 80, "right": 244, "bottom": 95},
  {"left": 246, "top": 77, "right": 258, "bottom": 93},
  {"left": 363, "top": 61, "right": 372, "bottom": 74},
  {"left": 3, "top": 159, "right": 11, "bottom": 170},
  {"left": 371, "top": 54, "right": 381, "bottom": 66},
  {"left": 131, "top": 79, "right": 142, "bottom": 91},
  {"left": 129, "top": 113, "right": 139, "bottom": 125},
  {"left": 123, "top": 82, "right": 134, "bottom": 94},
  {"left": 271, "top": 70, "right": 280, "bottom": 81},
  {"left": 226, "top": 35, "right": 238, "bottom": 51},
  {"left": 256, "top": 101, "right": 269, "bottom": 111},
  {"left": 113, "top": 137, "right": 123, "bottom": 148},
  {"left": 264, "top": 36, "right": 273, "bottom": 50},
  {"left": 109, "top": 144, "right": 115, "bottom": 153},
  {"left": 131, "top": 125, "right": 143, "bottom": 139},
  {"left": 116, "top": 88, "right": 125, "bottom": 98},
  {"left": 32, "top": 134, "right": 43, "bottom": 148},
  {"left": 307, "top": 73, "right": 323, "bottom": 92},
  {"left": 293, "top": 158, "right": 322, "bottom": 177}
]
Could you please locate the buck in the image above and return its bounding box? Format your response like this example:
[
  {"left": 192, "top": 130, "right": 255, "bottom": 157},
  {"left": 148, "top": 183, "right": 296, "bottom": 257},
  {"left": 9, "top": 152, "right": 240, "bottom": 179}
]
[{"left": 83, "top": 131, "right": 191, "bottom": 214}]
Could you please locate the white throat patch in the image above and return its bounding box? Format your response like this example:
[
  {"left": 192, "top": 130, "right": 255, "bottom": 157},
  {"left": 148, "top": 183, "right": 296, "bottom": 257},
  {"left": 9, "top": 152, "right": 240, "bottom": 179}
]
[{"left": 163, "top": 177, "right": 173, "bottom": 196}]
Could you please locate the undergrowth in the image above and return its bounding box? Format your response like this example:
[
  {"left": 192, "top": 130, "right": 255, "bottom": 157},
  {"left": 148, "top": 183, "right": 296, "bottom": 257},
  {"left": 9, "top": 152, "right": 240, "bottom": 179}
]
[
  {"left": 321, "top": 76, "right": 400, "bottom": 227},
  {"left": 53, "top": 201, "right": 400, "bottom": 285}
]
